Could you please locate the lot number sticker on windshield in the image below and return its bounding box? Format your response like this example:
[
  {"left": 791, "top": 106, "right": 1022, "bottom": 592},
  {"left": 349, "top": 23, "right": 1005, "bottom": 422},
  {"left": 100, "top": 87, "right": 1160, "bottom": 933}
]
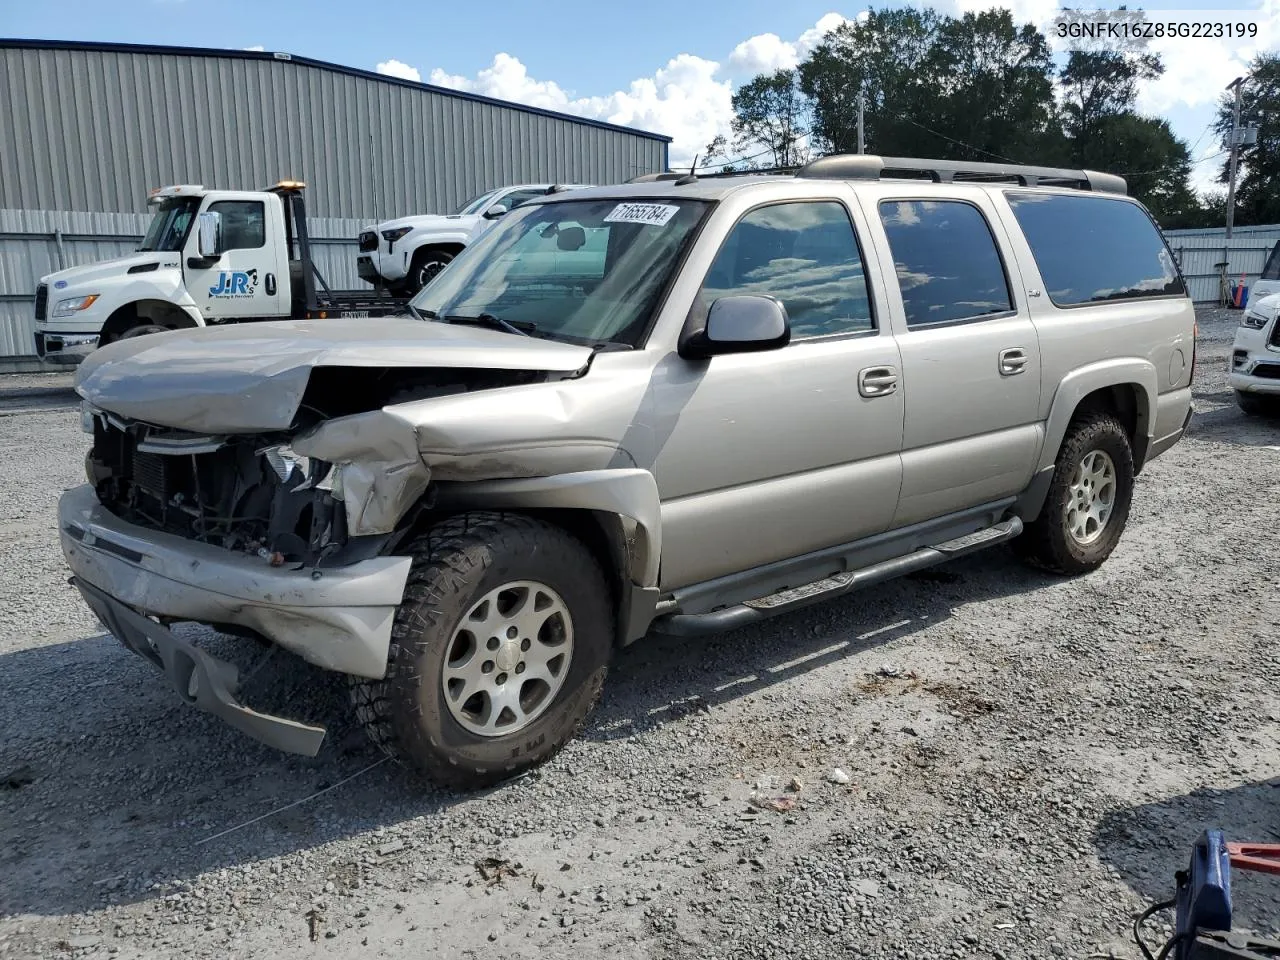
[{"left": 604, "top": 202, "right": 680, "bottom": 227}]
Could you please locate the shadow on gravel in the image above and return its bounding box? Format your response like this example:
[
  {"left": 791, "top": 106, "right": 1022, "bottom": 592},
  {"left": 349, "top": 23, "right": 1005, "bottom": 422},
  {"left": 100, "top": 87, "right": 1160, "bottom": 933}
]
[
  {"left": 0, "top": 546, "right": 1049, "bottom": 920},
  {"left": 1093, "top": 778, "right": 1280, "bottom": 932},
  {"left": 590, "top": 546, "right": 1051, "bottom": 743},
  {"left": 1185, "top": 402, "right": 1280, "bottom": 447}
]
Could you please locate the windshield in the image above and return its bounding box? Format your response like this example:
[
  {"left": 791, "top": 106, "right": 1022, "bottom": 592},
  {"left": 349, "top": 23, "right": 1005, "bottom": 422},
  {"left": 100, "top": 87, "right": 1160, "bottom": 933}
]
[
  {"left": 139, "top": 197, "right": 199, "bottom": 252},
  {"left": 453, "top": 189, "right": 503, "bottom": 216},
  {"left": 410, "top": 197, "right": 711, "bottom": 347}
]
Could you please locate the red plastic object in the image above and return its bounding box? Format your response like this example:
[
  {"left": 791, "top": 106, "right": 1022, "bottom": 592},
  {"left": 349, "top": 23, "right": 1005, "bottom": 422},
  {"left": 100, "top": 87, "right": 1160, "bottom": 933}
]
[{"left": 1227, "top": 843, "right": 1280, "bottom": 876}]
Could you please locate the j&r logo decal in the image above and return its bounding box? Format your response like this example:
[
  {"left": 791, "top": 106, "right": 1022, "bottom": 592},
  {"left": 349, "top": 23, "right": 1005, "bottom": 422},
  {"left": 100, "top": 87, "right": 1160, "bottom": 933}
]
[{"left": 209, "top": 269, "right": 259, "bottom": 298}]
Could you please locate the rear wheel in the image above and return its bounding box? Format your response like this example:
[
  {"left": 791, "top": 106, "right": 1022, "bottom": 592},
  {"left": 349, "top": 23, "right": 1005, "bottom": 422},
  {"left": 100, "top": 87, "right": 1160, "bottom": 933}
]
[
  {"left": 349, "top": 512, "right": 613, "bottom": 790},
  {"left": 403, "top": 249, "right": 454, "bottom": 296},
  {"left": 1015, "top": 413, "right": 1135, "bottom": 575},
  {"left": 1235, "top": 390, "right": 1279, "bottom": 417}
]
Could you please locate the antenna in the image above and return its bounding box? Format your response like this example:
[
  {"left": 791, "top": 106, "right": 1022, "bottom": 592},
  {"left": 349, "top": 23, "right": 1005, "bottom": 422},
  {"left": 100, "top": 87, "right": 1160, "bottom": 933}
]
[{"left": 689, "top": 153, "right": 699, "bottom": 177}]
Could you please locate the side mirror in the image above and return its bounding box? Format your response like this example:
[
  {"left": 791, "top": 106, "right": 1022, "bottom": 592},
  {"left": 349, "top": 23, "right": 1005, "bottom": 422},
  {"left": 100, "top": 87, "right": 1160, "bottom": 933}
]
[
  {"left": 681, "top": 295, "right": 791, "bottom": 360},
  {"left": 483, "top": 203, "right": 509, "bottom": 220},
  {"left": 196, "top": 211, "right": 223, "bottom": 258}
]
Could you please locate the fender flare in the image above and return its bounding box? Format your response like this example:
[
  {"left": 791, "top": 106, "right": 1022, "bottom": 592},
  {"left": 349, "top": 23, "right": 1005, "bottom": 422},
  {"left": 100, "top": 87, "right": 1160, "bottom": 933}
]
[
  {"left": 1038, "top": 358, "right": 1158, "bottom": 474},
  {"left": 434, "top": 469, "right": 662, "bottom": 588},
  {"left": 404, "top": 234, "right": 470, "bottom": 262}
]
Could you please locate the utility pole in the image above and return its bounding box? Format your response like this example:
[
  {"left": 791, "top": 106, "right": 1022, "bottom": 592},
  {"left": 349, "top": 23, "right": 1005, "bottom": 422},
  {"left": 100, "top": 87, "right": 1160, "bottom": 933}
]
[
  {"left": 1225, "top": 75, "right": 1246, "bottom": 239},
  {"left": 857, "top": 88, "right": 865, "bottom": 154}
]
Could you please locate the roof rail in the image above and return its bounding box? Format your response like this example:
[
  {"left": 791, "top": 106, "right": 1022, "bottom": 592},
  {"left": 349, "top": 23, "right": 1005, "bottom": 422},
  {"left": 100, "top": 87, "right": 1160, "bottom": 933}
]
[
  {"left": 795, "top": 154, "right": 1127, "bottom": 195},
  {"left": 626, "top": 172, "right": 683, "bottom": 183}
]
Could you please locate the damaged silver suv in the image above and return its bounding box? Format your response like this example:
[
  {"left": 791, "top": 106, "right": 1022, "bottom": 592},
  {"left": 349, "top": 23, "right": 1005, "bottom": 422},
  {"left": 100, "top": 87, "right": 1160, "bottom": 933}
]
[{"left": 61, "top": 155, "right": 1196, "bottom": 788}]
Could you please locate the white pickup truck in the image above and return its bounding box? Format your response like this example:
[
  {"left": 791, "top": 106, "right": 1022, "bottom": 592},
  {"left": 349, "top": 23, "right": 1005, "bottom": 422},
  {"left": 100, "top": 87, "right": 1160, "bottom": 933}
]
[
  {"left": 356, "top": 182, "right": 591, "bottom": 295},
  {"left": 34, "top": 181, "right": 410, "bottom": 364}
]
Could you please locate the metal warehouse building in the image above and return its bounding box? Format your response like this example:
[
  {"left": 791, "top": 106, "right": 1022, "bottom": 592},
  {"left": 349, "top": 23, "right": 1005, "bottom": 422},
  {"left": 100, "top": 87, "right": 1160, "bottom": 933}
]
[{"left": 0, "top": 39, "right": 671, "bottom": 361}]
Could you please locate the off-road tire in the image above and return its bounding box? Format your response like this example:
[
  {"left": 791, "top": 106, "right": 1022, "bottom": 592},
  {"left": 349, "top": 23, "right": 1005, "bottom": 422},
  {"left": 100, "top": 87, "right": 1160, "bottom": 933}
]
[
  {"left": 1014, "top": 413, "right": 1135, "bottom": 576},
  {"left": 349, "top": 512, "right": 613, "bottom": 790},
  {"left": 1235, "top": 390, "right": 1278, "bottom": 417},
  {"left": 403, "top": 249, "right": 454, "bottom": 296}
]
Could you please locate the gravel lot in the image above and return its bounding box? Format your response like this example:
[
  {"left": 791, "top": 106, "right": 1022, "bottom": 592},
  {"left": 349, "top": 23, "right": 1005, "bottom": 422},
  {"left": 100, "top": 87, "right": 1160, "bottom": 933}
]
[{"left": 2, "top": 307, "right": 1279, "bottom": 960}]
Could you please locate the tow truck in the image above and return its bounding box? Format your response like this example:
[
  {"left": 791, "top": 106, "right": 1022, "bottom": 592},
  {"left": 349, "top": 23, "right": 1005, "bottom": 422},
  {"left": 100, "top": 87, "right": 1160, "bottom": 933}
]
[{"left": 33, "top": 180, "right": 411, "bottom": 364}]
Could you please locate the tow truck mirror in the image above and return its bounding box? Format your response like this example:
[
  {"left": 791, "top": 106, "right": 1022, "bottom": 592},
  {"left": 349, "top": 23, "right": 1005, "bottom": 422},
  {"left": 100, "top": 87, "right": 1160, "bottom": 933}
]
[
  {"left": 482, "top": 203, "right": 509, "bottom": 220},
  {"left": 196, "top": 211, "right": 223, "bottom": 258}
]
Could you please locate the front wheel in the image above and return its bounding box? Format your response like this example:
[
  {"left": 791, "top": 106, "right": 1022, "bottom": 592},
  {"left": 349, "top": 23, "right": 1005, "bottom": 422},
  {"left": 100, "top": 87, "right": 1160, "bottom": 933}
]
[
  {"left": 350, "top": 512, "right": 613, "bottom": 790},
  {"left": 1015, "top": 413, "right": 1135, "bottom": 576},
  {"left": 402, "top": 249, "right": 454, "bottom": 296},
  {"left": 117, "top": 324, "right": 168, "bottom": 341}
]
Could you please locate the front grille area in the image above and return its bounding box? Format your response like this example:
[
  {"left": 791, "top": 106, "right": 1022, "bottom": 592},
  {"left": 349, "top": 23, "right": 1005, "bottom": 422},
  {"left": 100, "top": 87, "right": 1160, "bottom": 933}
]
[
  {"left": 34, "top": 283, "right": 47, "bottom": 321},
  {"left": 89, "top": 419, "right": 346, "bottom": 563},
  {"left": 1252, "top": 362, "right": 1280, "bottom": 380},
  {"left": 1269, "top": 319, "right": 1280, "bottom": 348},
  {"left": 358, "top": 231, "right": 379, "bottom": 252}
]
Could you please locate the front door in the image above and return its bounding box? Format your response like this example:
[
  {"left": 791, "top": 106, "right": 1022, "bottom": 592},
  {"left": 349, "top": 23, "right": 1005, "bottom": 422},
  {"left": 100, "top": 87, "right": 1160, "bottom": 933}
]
[
  {"left": 860, "top": 191, "right": 1043, "bottom": 528},
  {"left": 651, "top": 198, "right": 905, "bottom": 590},
  {"left": 185, "top": 197, "right": 282, "bottom": 322}
]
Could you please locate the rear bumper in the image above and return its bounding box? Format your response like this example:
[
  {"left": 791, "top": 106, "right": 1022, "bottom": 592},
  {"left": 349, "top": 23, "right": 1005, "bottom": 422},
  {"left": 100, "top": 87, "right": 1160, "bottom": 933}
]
[
  {"left": 58, "top": 484, "right": 412, "bottom": 679},
  {"left": 35, "top": 331, "right": 98, "bottom": 364},
  {"left": 73, "top": 576, "right": 328, "bottom": 756}
]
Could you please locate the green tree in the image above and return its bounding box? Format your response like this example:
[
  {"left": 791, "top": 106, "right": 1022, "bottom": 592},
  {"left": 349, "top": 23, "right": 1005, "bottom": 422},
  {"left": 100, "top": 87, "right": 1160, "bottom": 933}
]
[
  {"left": 1086, "top": 115, "right": 1199, "bottom": 227},
  {"left": 1213, "top": 54, "right": 1280, "bottom": 226},
  {"left": 1059, "top": 48, "right": 1163, "bottom": 154},
  {"left": 798, "top": 7, "right": 941, "bottom": 155},
  {"left": 727, "top": 69, "right": 810, "bottom": 168}
]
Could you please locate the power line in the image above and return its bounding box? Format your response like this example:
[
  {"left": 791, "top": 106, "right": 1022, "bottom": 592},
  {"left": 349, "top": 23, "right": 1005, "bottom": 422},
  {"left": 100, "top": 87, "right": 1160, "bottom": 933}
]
[
  {"left": 1114, "top": 148, "right": 1229, "bottom": 178},
  {"left": 895, "top": 115, "right": 1024, "bottom": 164}
]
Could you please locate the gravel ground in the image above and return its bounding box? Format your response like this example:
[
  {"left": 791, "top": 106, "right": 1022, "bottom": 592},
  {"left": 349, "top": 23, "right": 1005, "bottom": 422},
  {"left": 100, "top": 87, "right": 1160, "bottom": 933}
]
[{"left": 1, "top": 307, "right": 1279, "bottom": 960}]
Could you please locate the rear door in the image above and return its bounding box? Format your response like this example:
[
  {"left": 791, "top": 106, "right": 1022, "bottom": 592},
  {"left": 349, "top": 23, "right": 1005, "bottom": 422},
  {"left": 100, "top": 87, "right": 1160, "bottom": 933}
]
[
  {"left": 185, "top": 194, "right": 283, "bottom": 322},
  {"left": 858, "top": 188, "right": 1043, "bottom": 528}
]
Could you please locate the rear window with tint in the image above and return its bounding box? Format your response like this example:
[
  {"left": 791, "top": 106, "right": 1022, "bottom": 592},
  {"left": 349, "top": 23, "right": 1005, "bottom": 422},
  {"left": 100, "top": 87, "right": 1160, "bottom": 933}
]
[{"left": 1005, "top": 193, "right": 1184, "bottom": 306}]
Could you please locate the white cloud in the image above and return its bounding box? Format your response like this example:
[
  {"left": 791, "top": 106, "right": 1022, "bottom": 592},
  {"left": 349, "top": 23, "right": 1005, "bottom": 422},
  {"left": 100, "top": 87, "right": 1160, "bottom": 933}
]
[
  {"left": 950, "top": 0, "right": 1060, "bottom": 29},
  {"left": 727, "top": 12, "right": 857, "bottom": 76},
  {"left": 391, "top": 13, "right": 854, "bottom": 169},
  {"left": 376, "top": 58, "right": 422, "bottom": 83}
]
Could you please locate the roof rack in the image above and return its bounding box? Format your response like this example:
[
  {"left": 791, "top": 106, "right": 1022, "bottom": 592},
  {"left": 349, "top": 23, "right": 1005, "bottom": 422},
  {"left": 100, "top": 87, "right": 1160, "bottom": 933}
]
[
  {"left": 626, "top": 172, "right": 684, "bottom": 183},
  {"left": 795, "top": 155, "right": 1126, "bottom": 195}
]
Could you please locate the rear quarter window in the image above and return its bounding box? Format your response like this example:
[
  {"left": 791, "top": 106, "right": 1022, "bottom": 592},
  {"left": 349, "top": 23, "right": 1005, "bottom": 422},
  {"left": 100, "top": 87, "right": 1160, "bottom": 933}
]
[{"left": 1005, "top": 192, "right": 1185, "bottom": 306}]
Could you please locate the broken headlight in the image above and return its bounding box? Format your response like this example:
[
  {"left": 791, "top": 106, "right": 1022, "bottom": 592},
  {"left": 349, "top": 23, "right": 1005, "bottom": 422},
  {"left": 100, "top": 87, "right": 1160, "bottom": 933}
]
[{"left": 258, "top": 443, "right": 344, "bottom": 500}]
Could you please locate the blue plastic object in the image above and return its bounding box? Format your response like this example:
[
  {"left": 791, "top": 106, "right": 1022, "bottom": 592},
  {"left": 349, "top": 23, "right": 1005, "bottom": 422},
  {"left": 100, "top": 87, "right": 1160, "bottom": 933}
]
[{"left": 1175, "top": 829, "right": 1234, "bottom": 957}]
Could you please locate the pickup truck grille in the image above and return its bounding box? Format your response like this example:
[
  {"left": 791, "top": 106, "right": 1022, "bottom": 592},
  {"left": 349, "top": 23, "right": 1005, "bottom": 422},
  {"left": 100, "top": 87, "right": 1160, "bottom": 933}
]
[
  {"left": 1269, "top": 318, "right": 1280, "bottom": 348},
  {"left": 88, "top": 418, "right": 346, "bottom": 563},
  {"left": 358, "top": 231, "right": 379, "bottom": 252},
  {"left": 1252, "top": 362, "right": 1280, "bottom": 380},
  {"left": 34, "top": 283, "right": 47, "bottom": 321}
]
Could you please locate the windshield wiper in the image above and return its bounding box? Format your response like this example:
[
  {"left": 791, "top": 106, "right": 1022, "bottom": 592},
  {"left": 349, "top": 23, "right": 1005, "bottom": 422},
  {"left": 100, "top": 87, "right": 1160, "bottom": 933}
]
[
  {"left": 407, "top": 302, "right": 428, "bottom": 322},
  {"left": 442, "top": 313, "right": 535, "bottom": 337}
]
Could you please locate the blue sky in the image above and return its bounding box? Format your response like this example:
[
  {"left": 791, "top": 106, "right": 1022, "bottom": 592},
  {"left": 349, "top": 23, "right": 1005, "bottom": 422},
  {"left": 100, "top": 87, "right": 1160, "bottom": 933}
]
[{"left": 5, "top": 0, "right": 1277, "bottom": 193}]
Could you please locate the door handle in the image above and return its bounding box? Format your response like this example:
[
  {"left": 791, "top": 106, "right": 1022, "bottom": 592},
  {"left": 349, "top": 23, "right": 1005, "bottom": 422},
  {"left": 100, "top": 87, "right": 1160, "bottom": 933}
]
[
  {"left": 858, "top": 365, "right": 899, "bottom": 398},
  {"left": 999, "top": 348, "right": 1029, "bottom": 376},
  {"left": 265, "top": 273, "right": 277, "bottom": 296}
]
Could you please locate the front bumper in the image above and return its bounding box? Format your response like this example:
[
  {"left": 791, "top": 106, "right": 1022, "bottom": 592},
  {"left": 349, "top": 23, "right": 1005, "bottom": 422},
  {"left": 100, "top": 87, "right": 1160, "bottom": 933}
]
[
  {"left": 35, "top": 331, "right": 98, "bottom": 364},
  {"left": 356, "top": 255, "right": 379, "bottom": 283},
  {"left": 73, "top": 577, "right": 328, "bottom": 755},
  {"left": 59, "top": 484, "right": 412, "bottom": 679},
  {"left": 1230, "top": 370, "right": 1280, "bottom": 395}
]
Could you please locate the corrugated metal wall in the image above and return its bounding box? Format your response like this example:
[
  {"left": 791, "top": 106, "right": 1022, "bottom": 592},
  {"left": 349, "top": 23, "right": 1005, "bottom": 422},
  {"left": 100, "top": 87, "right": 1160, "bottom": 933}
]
[
  {"left": 1163, "top": 228, "right": 1280, "bottom": 304},
  {"left": 0, "top": 43, "right": 668, "bottom": 219},
  {"left": 0, "top": 41, "right": 669, "bottom": 359}
]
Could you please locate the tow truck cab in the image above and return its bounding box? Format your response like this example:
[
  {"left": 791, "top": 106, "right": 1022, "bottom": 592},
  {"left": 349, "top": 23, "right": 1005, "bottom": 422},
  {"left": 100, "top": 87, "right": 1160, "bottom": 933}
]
[{"left": 33, "top": 181, "right": 409, "bottom": 364}]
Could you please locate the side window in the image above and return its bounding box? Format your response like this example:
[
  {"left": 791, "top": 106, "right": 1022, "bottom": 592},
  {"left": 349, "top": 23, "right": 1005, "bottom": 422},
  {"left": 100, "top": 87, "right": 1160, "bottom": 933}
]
[
  {"left": 208, "top": 200, "right": 265, "bottom": 251},
  {"left": 1005, "top": 192, "right": 1186, "bottom": 305},
  {"left": 879, "top": 200, "right": 1013, "bottom": 328},
  {"left": 697, "top": 201, "right": 873, "bottom": 338}
]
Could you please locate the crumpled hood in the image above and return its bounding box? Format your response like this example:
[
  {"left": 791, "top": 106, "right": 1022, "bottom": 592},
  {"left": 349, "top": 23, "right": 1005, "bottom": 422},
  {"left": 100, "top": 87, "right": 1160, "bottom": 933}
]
[
  {"left": 42, "top": 252, "right": 173, "bottom": 289},
  {"left": 74, "top": 317, "right": 593, "bottom": 434}
]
